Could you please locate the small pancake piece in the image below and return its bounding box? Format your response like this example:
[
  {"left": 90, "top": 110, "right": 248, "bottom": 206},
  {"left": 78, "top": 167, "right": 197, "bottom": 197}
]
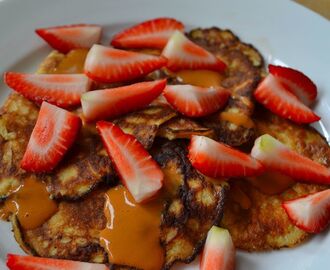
[
  {"left": 152, "top": 140, "right": 227, "bottom": 269},
  {"left": 12, "top": 188, "right": 108, "bottom": 263},
  {"left": 0, "top": 94, "right": 38, "bottom": 199},
  {"left": 114, "top": 106, "right": 177, "bottom": 149},
  {"left": 188, "top": 28, "right": 264, "bottom": 146},
  {"left": 221, "top": 109, "right": 330, "bottom": 251},
  {"left": 157, "top": 117, "right": 215, "bottom": 140},
  {"left": 41, "top": 130, "right": 114, "bottom": 199}
]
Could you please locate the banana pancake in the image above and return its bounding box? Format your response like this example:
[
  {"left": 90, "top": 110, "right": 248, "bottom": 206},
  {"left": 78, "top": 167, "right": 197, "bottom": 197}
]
[
  {"left": 114, "top": 106, "right": 177, "bottom": 149},
  {"left": 4, "top": 42, "right": 228, "bottom": 269},
  {"left": 187, "top": 27, "right": 264, "bottom": 146},
  {"left": 0, "top": 85, "right": 114, "bottom": 200},
  {"left": 12, "top": 188, "right": 108, "bottom": 263},
  {"left": 0, "top": 94, "right": 38, "bottom": 199},
  {"left": 152, "top": 140, "right": 228, "bottom": 269},
  {"left": 221, "top": 108, "right": 330, "bottom": 251},
  {"left": 2, "top": 24, "right": 327, "bottom": 270},
  {"left": 157, "top": 117, "right": 215, "bottom": 140}
]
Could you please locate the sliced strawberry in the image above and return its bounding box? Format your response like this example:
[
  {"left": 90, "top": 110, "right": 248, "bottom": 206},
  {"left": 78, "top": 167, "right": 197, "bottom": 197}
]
[
  {"left": 269, "top": 64, "right": 317, "bottom": 106},
  {"left": 111, "top": 17, "right": 184, "bottom": 49},
  {"left": 163, "top": 84, "right": 230, "bottom": 117},
  {"left": 254, "top": 74, "right": 320, "bottom": 124},
  {"left": 84, "top": 44, "right": 167, "bottom": 83},
  {"left": 4, "top": 72, "right": 90, "bottom": 108},
  {"left": 21, "top": 102, "right": 81, "bottom": 172},
  {"left": 282, "top": 189, "right": 330, "bottom": 233},
  {"left": 150, "top": 93, "right": 170, "bottom": 106},
  {"left": 7, "top": 254, "right": 108, "bottom": 270},
  {"left": 200, "top": 226, "right": 235, "bottom": 270},
  {"left": 188, "top": 135, "right": 264, "bottom": 178},
  {"left": 81, "top": 79, "right": 166, "bottom": 121},
  {"left": 162, "top": 31, "right": 226, "bottom": 72},
  {"left": 96, "top": 121, "right": 163, "bottom": 203},
  {"left": 35, "top": 24, "right": 102, "bottom": 53},
  {"left": 251, "top": 134, "right": 330, "bottom": 185}
]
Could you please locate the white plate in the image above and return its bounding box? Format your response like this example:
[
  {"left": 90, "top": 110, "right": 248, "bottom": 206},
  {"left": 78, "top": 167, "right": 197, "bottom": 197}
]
[{"left": 0, "top": 0, "right": 329, "bottom": 269}]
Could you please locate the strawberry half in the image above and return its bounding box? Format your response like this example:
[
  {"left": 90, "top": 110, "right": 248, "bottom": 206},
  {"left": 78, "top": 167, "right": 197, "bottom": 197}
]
[
  {"left": 21, "top": 102, "right": 81, "bottom": 172},
  {"left": 163, "top": 84, "right": 230, "bottom": 117},
  {"left": 282, "top": 189, "right": 330, "bottom": 233},
  {"left": 162, "top": 31, "right": 226, "bottom": 72},
  {"left": 84, "top": 44, "right": 167, "bottom": 83},
  {"left": 4, "top": 72, "right": 91, "bottom": 108},
  {"left": 269, "top": 64, "right": 317, "bottom": 106},
  {"left": 96, "top": 121, "right": 163, "bottom": 203},
  {"left": 81, "top": 79, "right": 166, "bottom": 121},
  {"left": 251, "top": 134, "right": 330, "bottom": 185},
  {"left": 254, "top": 74, "right": 320, "bottom": 124},
  {"left": 188, "top": 135, "right": 264, "bottom": 178},
  {"left": 7, "top": 254, "right": 108, "bottom": 270},
  {"left": 111, "top": 17, "right": 184, "bottom": 49},
  {"left": 200, "top": 226, "right": 235, "bottom": 270},
  {"left": 36, "top": 24, "right": 102, "bottom": 54}
]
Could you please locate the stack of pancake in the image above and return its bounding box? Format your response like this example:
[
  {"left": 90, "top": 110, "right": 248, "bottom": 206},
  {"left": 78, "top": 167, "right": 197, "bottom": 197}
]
[{"left": 0, "top": 27, "right": 328, "bottom": 269}]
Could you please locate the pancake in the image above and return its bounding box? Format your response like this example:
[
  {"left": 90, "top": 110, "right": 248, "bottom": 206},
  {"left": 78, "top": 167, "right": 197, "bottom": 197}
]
[
  {"left": 114, "top": 106, "right": 177, "bottom": 149},
  {"left": 187, "top": 27, "right": 264, "bottom": 146},
  {"left": 221, "top": 108, "right": 330, "bottom": 251},
  {"left": 0, "top": 96, "right": 114, "bottom": 200},
  {"left": 152, "top": 140, "right": 227, "bottom": 269},
  {"left": 12, "top": 188, "right": 108, "bottom": 263},
  {"left": 2, "top": 25, "right": 327, "bottom": 269},
  {"left": 12, "top": 140, "right": 228, "bottom": 269},
  {"left": 0, "top": 94, "right": 38, "bottom": 199},
  {"left": 157, "top": 117, "right": 215, "bottom": 140},
  {"left": 42, "top": 129, "right": 114, "bottom": 200}
]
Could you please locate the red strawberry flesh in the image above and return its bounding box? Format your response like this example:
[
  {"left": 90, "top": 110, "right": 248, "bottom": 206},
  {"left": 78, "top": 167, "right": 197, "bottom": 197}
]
[
  {"left": 21, "top": 102, "right": 81, "bottom": 172},
  {"left": 4, "top": 72, "right": 90, "bottom": 108},
  {"left": 163, "top": 84, "right": 230, "bottom": 117},
  {"left": 188, "top": 135, "right": 264, "bottom": 178},
  {"left": 282, "top": 189, "right": 330, "bottom": 233},
  {"left": 254, "top": 74, "right": 320, "bottom": 124},
  {"left": 7, "top": 253, "right": 108, "bottom": 270},
  {"left": 162, "top": 31, "right": 226, "bottom": 72},
  {"left": 81, "top": 79, "right": 166, "bottom": 121},
  {"left": 269, "top": 64, "right": 317, "bottom": 106},
  {"left": 84, "top": 44, "right": 167, "bottom": 83},
  {"left": 36, "top": 24, "right": 102, "bottom": 54},
  {"left": 251, "top": 134, "right": 330, "bottom": 185},
  {"left": 200, "top": 226, "right": 235, "bottom": 270},
  {"left": 111, "top": 17, "right": 184, "bottom": 49},
  {"left": 96, "top": 121, "right": 163, "bottom": 203}
]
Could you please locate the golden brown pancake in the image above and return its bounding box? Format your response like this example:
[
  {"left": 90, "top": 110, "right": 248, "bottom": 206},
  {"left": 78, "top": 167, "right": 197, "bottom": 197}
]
[
  {"left": 187, "top": 27, "right": 264, "bottom": 146},
  {"left": 0, "top": 92, "right": 114, "bottom": 200},
  {"left": 221, "top": 108, "right": 330, "bottom": 251},
  {"left": 152, "top": 140, "right": 227, "bottom": 269},
  {"left": 157, "top": 117, "right": 215, "bottom": 140},
  {"left": 0, "top": 94, "right": 38, "bottom": 199},
  {"left": 114, "top": 106, "right": 177, "bottom": 149},
  {"left": 12, "top": 188, "right": 108, "bottom": 263},
  {"left": 2, "top": 25, "right": 328, "bottom": 270}
]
